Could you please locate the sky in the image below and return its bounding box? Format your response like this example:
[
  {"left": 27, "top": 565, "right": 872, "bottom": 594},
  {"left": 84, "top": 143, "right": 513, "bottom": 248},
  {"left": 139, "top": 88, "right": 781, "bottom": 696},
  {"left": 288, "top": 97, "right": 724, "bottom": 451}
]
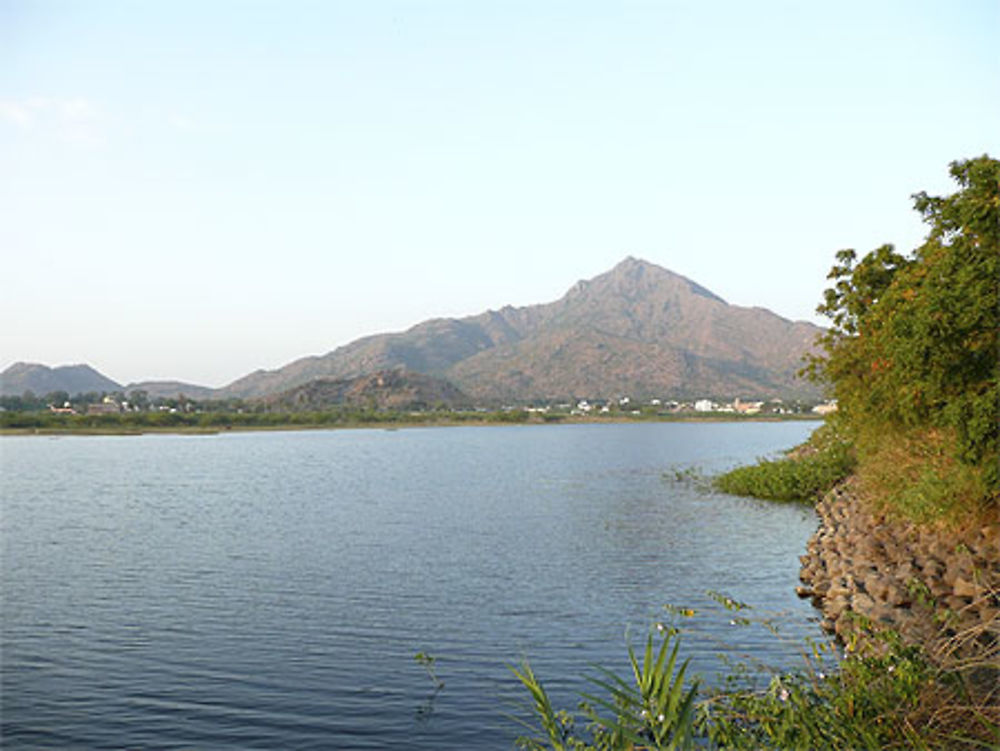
[{"left": 2, "top": 1, "right": 998, "bottom": 388}]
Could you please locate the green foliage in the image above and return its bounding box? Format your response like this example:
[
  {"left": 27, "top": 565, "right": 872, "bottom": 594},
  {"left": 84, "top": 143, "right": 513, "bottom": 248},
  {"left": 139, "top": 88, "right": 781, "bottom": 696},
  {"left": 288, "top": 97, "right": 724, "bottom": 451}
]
[
  {"left": 414, "top": 651, "right": 444, "bottom": 689},
  {"left": 806, "top": 155, "right": 1000, "bottom": 517},
  {"left": 0, "top": 407, "right": 470, "bottom": 431},
  {"left": 706, "top": 641, "right": 934, "bottom": 750},
  {"left": 851, "top": 427, "right": 991, "bottom": 522},
  {"left": 3, "top": 405, "right": 816, "bottom": 433},
  {"left": 512, "top": 629, "right": 699, "bottom": 751},
  {"left": 488, "top": 409, "right": 532, "bottom": 423},
  {"left": 514, "top": 610, "right": 999, "bottom": 751},
  {"left": 512, "top": 662, "right": 577, "bottom": 751},
  {"left": 705, "top": 624, "right": 1000, "bottom": 751},
  {"left": 714, "top": 432, "right": 855, "bottom": 502},
  {"left": 1, "top": 390, "right": 55, "bottom": 411}
]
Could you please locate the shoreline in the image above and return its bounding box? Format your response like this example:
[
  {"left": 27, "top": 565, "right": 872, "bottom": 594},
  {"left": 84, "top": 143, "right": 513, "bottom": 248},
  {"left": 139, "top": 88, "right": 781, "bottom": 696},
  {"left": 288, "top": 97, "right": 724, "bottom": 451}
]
[
  {"left": 797, "top": 482, "right": 999, "bottom": 671},
  {"left": 0, "top": 414, "right": 821, "bottom": 437}
]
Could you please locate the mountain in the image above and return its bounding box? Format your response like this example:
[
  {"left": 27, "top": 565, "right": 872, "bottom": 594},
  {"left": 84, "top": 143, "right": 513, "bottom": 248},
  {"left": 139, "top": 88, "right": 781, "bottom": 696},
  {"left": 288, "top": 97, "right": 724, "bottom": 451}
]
[
  {"left": 220, "top": 257, "right": 823, "bottom": 402},
  {"left": 5, "top": 259, "right": 825, "bottom": 404},
  {"left": 259, "top": 369, "right": 470, "bottom": 411},
  {"left": 0, "top": 363, "right": 215, "bottom": 400},
  {"left": 0, "top": 362, "right": 122, "bottom": 397},
  {"left": 124, "top": 380, "right": 217, "bottom": 400}
]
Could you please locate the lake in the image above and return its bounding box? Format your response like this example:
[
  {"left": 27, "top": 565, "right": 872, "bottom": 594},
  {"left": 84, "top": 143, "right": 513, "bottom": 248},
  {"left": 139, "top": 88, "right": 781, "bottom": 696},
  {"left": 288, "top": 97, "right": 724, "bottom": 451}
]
[{"left": 1, "top": 421, "right": 826, "bottom": 749}]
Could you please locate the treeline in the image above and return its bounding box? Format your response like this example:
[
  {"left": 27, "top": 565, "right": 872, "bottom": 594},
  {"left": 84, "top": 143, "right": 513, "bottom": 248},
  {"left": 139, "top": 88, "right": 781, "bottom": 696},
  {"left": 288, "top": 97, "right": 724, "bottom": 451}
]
[
  {"left": 715, "top": 156, "right": 999, "bottom": 521},
  {"left": 1, "top": 391, "right": 822, "bottom": 416},
  {"left": 0, "top": 406, "right": 818, "bottom": 432},
  {"left": 0, "top": 390, "right": 248, "bottom": 413},
  {"left": 807, "top": 155, "right": 998, "bottom": 520},
  {"left": 0, "top": 407, "right": 536, "bottom": 431}
]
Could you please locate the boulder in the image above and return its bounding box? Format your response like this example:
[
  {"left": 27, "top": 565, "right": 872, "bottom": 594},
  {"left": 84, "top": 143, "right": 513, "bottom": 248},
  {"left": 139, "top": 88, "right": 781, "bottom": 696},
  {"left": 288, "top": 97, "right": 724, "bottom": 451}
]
[
  {"left": 953, "top": 576, "right": 978, "bottom": 599},
  {"left": 851, "top": 592, "right": 876, "bottom": 614}
]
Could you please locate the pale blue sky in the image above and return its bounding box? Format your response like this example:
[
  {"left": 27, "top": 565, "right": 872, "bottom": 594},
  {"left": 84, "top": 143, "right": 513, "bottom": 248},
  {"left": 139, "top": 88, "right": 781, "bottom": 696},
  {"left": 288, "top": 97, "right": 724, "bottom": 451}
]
[{"left": 2, "top": 1, "right": 998, "bottom": 387}]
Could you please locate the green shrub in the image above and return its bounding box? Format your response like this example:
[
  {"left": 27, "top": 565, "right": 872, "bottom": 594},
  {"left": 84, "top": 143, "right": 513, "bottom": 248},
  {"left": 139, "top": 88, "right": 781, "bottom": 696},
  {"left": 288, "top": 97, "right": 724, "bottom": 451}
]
[
  {"left": 512, "top": 629, "right": 699, "bottom": 751},
  {"left": 714, "top": 438, "right": 854, "bottom": 502},
  {"left": 513, "top": 614, "right": 1000, "bottom": 750},
  {"left": 806, "top": 156, "right": 999, "bottom": 518},
  {"left": 704, "top": 626, "right": 999, "bottom": 751}
]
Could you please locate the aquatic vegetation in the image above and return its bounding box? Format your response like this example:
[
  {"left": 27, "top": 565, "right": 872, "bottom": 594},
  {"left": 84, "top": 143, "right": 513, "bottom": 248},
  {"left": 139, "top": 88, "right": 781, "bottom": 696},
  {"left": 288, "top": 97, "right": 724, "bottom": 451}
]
[
  {"left": 511, "top": 629, "right": 699, "bottom": 751},
  {"left": 512, "top": 603, "right": 999, "bottom": 750},
  {"left": 414, "top": 651, "right": 444, "bottom": 689},
  {"left": 713, "top": 430, "right": 854, "bottom": 503}
]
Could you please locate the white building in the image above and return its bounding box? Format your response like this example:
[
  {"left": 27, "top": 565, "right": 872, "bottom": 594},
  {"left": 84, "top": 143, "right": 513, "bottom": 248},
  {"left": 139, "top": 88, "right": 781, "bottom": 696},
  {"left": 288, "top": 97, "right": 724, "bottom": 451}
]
[{"left": 812, "top": 401, "right": 838, "bottom": 415}]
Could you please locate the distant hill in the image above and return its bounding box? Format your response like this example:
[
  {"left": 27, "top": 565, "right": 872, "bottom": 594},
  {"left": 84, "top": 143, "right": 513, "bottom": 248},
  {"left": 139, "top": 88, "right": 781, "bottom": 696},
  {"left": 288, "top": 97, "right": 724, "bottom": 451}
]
[
  {"left": 0, "top": 363, "right": 216, "bottom": 401},
  {"left": 259, "top": 369, "right": 470, "bottom": 411},
  {"left": 220, "top": 257, "right": 823, "bottom": 402},
  {"left": 0, "top": 362, "right": 121, "bottom": 397},
  {"left": 124, "top": 380, "right": 217, "bottom": 400}
]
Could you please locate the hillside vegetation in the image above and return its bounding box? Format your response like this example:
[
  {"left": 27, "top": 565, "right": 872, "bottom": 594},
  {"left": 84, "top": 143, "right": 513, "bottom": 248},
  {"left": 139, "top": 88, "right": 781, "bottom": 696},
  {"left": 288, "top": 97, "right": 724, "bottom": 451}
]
[
  {"left": 808, "top": 155, "right": 999, "bottom": 522},
  {"left": 257, "top": 369, "right": 471, "bottom": 411},
  {"left": 719, "top": 155, "right": 998, "bottom": 523}
]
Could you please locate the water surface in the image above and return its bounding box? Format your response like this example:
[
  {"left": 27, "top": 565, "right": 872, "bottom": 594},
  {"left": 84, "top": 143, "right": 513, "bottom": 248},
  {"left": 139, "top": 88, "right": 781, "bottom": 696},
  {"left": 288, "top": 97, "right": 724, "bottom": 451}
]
[{"left": 2, "top": 421, "right": 823, "bottom": 748}]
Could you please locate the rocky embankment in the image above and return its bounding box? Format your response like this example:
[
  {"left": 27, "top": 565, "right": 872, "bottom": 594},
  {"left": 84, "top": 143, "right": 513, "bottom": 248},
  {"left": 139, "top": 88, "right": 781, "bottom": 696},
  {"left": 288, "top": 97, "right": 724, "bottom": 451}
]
[{"left": 797, "top": 483, "right": 1000, "bottom": 661}]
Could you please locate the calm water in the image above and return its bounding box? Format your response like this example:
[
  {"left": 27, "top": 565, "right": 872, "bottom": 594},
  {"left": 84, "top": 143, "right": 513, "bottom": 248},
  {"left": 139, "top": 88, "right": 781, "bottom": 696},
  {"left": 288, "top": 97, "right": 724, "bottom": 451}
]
[{"left": 2, "top": 421, "right": 824, "bottom": 749}]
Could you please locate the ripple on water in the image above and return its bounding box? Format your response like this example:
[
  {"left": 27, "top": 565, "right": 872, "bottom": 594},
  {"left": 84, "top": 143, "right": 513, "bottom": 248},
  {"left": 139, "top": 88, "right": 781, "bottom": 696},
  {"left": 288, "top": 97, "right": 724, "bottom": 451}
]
[{"left": 2, "top": 422, "right": 824, "bottom": 749}]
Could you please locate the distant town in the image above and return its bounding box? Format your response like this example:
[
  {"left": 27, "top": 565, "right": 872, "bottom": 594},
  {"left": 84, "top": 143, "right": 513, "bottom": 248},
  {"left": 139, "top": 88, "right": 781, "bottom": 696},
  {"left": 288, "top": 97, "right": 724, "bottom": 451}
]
[
  {"left": 1, "top": 387, "right": 837, "bottom": 422},
  {"left": 559, "top": 396, "right": 837, "bottom": 417}
]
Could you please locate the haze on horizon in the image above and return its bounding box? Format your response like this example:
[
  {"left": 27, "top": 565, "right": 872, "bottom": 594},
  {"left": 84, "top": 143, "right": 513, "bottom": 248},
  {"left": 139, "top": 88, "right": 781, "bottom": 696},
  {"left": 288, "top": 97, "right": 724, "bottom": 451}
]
[{"left": 2, "top": 1, "right": 998, "bottom": 388}]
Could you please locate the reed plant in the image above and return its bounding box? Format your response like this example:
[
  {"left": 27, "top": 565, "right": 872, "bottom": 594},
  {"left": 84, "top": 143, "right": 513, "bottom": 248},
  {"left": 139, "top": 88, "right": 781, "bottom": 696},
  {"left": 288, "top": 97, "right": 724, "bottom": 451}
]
[
  {"left": 511, "top": 599, "right": 999, "bottom": 750},
  {"left": 511, "top": 629, "right": 699, "bottom": 751}
]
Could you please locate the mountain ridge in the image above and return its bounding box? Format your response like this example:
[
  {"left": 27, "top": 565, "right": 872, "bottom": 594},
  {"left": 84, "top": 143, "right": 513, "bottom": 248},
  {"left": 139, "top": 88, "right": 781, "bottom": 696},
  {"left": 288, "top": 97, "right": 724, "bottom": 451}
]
[
  {"left": 218, "top": 257, "right": 822, "bottom": 401},
  {"left": 3, "top": 257, "right": 824, "bottom": 402}
]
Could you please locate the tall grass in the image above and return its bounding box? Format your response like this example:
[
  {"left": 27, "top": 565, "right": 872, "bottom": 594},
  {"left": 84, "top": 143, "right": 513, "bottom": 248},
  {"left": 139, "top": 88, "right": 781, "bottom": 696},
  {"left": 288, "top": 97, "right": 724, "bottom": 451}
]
[
  {"left": 853, "top": 426, "right": 994, "bottom": 523},
  {"left": 512, "top": 612, "right": 999, "bottom": 751}
]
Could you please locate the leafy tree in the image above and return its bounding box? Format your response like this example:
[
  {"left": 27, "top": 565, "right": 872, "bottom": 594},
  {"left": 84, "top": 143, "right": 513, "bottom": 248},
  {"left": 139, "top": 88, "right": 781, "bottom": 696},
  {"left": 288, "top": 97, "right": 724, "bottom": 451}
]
[
  {"left": 20, "top": 390, "right": 44, "bottom": 410},
  {"left": 807, "top": 155, "right": 999, "bottom": 517},
  {"left": 44, "top": 390, "right": 70, "bottom": 407},
  {"left": 74, "top": 391, "right": 103, "bottom": 406},
  {"left": 128, "top": 389, "right": 150, "bottom": 411}
]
